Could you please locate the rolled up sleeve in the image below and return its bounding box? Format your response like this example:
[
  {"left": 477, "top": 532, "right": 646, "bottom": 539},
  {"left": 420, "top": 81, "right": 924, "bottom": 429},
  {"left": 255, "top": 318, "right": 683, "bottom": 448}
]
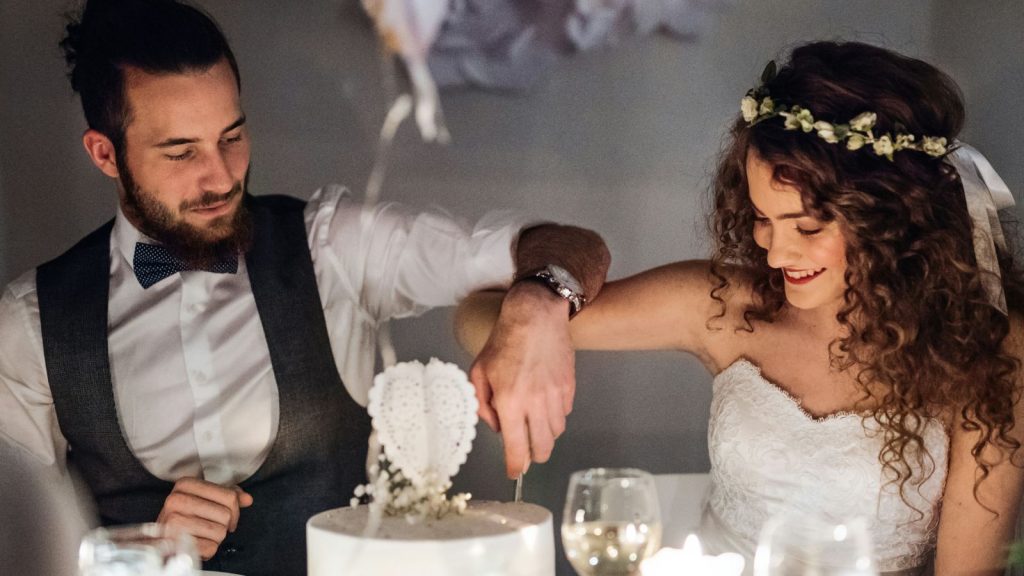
[{"left": 306, "top": 184, "right": 530, "bottom": 321}]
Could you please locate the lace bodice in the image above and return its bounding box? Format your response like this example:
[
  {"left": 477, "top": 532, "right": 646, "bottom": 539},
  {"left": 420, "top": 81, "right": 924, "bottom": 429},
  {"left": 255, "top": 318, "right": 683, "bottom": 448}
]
[{"left": 700, "top": 360, "right": 949, "bottom": 573}]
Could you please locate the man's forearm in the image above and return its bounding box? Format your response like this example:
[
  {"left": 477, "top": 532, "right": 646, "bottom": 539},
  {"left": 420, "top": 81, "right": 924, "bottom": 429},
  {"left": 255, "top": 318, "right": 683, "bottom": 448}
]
[
  {"left": 466, "top": 223, "right": 608, "bottom": 478},
  {"left": 514, "top": 224, "right": 611, "bottom": 302}
]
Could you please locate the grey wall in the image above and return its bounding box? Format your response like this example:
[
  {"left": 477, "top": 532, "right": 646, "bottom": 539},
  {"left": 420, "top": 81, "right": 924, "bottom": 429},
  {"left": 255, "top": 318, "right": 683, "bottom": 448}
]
[
  {"left": 1, "top": 0, "right": 1021, "bottom": 573},
  {"left": 931, "top": 1, "right": 1024, "bottom": 206}
]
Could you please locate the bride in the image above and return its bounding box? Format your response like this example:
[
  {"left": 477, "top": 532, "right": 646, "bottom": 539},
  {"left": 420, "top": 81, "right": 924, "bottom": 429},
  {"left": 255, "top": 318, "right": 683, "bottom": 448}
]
[{"left": 458, "top": 41, "right": 1024, "bottom": 574}]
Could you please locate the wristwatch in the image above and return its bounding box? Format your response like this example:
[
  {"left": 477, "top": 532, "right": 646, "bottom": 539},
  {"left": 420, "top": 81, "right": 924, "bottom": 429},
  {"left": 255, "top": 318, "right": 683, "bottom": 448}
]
[{"left": 514, "top": 264, "right": 587, "bottom": 318}]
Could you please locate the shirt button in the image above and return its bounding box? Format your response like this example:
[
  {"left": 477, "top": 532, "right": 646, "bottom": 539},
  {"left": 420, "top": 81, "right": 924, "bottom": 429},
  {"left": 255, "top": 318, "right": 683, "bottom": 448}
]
[{"left": 191, "top": 370, "right": 208, "bottom": 383}]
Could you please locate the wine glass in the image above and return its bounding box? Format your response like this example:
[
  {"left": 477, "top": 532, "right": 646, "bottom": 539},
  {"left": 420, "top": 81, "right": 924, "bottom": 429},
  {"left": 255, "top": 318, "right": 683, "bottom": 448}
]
[
  {"left": 79, "top": 523, "right": 199, "bottom": 576},
  {"left": 561, "top": 468, "right": 663, "bottom": 576},
  {"left": 754, "top": 509, "right": 877, "bottom": 576}
]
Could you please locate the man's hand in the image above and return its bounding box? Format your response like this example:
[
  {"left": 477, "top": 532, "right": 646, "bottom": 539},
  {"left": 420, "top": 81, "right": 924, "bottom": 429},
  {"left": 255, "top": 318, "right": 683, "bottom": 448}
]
[
  {"left": 156, "top": 477, "right": 254, "bottom": 560},
  {"left": 469, "top": 281, "right": 576, "bottom": 478}
]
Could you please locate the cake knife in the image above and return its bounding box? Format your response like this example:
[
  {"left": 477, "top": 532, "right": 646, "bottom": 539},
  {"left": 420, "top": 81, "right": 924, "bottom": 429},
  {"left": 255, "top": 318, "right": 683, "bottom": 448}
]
[{"left": 514, "top": 474, "right": 523, "bottom": 503}]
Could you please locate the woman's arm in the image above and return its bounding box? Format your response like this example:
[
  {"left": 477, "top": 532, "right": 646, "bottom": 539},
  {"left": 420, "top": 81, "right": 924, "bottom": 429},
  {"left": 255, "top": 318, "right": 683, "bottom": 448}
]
[
  {"left": 456, "top": 260, "right": 736, "bottom": 357},
  {"left": 455, "top": 259, "right": 745, "bottom": 477},
  {"left": 934, "top": 315, "right": 1024, "bottom": 574},
  {"left": 568, "top": 260, "right": 726, "bottom": 355},
  {"left": 454, "top": 289, "right": 505, "bottom": 357}
]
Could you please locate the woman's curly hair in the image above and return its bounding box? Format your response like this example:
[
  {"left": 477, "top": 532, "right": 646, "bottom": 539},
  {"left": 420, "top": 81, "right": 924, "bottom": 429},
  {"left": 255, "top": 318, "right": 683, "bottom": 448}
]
[{"left": 709, "top": 41, "right": 1024, "bottom": 504}]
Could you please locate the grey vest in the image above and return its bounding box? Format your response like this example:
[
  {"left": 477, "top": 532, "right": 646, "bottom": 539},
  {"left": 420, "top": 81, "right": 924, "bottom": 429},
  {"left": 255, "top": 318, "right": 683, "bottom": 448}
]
[{"left": 36, "top": 194, "right": 371, "bottom": 576}]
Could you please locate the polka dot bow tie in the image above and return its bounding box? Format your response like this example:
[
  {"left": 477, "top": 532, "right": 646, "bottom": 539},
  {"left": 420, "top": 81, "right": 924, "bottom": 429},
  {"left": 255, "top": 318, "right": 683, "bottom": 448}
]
[{"left": 133, "top": 242, "right": 238, "bottom": 289}]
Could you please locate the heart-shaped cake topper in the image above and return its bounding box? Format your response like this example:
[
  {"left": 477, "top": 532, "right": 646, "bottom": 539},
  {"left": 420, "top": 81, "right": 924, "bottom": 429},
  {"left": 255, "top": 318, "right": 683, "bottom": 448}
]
[{"left": 367, "top": 358, "right": 479, "bottom": 489}]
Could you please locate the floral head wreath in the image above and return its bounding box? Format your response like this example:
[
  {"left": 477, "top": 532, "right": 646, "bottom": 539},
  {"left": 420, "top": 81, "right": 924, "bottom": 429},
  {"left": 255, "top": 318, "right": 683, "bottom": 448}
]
[
  {"left": 739, "top": 60, "right": 1015, "bottom": 314},
  {"left": 740, "top": 61, "right": 948, "bottom": 161}
]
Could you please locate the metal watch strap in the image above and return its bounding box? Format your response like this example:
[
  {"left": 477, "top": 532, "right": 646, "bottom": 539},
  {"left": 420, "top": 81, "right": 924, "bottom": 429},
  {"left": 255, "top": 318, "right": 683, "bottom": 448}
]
[{"left": 514, "top": 266, "right": 587, "bottom": 318}]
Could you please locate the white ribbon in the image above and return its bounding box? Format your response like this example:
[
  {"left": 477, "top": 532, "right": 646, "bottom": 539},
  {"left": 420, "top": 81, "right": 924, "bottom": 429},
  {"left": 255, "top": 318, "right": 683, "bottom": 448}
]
[{"left": 945, "top": 143, "right": 1016, "bottom": 314}]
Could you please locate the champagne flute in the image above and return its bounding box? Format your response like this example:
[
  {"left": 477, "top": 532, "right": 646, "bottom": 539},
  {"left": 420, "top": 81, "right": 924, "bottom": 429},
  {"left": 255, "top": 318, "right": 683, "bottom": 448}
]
[
  {"left": 561, "top": 468, "right": 662, "bottom": 576},
  {"left": 79, "top": 523, "right": 199, "bottom": 576},
  {"left": 754, "top": 510, "right": 877, "bottom": 576}
]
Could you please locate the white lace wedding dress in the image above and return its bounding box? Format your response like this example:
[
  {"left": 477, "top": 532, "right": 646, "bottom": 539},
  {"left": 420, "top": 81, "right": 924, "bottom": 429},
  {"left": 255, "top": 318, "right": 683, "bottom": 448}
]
[{"left": 698, "top": 359, "right": 949, "bottom": 574}]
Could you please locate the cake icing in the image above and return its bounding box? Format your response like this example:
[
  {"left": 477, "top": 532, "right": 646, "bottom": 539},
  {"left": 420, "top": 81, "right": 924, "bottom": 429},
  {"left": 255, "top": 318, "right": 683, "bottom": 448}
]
[{"left": 307, "top": 500, "right": 554, "bottom": 576}]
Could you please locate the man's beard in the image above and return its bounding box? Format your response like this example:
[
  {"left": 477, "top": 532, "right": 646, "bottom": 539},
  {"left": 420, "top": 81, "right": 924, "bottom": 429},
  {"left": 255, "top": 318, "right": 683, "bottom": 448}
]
[{"left": 119, "top": 154, "right": 254, "bottom": 269}]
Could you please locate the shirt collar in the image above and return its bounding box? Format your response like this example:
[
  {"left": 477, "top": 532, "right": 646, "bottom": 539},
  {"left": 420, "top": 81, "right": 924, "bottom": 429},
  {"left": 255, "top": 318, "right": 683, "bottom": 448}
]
[{"left": 112, "top": 205, "right": 159, "bottom": 272}]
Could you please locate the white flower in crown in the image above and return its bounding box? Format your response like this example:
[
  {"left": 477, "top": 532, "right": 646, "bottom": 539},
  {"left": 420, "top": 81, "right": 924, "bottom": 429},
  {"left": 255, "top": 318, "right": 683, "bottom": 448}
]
[
  {"left": 873, "top": 134, "right": 895, "bottom": 160},
  {"left": 741, "top": 96, "right": 759, "bottom": 123},
  {"left": 922, "top": 136, "right": 948, "bottom": 157},
  {"left": 894, "top": 133, "right": 916, "bottom": 150},
  {"left": 781, "top": 106, "right": 815, "bottom": 132},
  {"left": 849, "top": 111, "right": 877, "bottom": 132},
  {"left": 846, "top": 133, "right": 867, "bottom": 151},
  {"left": 813, "top": 121, "right": 839, "bottom": 144}
]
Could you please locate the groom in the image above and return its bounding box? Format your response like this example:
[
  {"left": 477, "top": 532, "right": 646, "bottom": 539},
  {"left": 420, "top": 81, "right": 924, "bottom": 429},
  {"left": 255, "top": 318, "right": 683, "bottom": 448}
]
[{"left": 0, "top": 1, "right": 609, "bottom": 575}]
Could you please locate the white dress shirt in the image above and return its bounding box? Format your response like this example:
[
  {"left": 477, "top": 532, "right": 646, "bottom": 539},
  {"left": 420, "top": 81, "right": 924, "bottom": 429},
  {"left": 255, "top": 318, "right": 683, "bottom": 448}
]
[{"left": 0, "top": 185, "right": 522, "bottom": 485}]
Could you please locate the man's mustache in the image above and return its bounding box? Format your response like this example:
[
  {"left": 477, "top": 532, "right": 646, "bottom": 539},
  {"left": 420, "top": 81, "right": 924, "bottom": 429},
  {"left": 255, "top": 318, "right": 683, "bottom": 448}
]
[{"left": 180, "top": 183, "right": 243, "bottom": 211}]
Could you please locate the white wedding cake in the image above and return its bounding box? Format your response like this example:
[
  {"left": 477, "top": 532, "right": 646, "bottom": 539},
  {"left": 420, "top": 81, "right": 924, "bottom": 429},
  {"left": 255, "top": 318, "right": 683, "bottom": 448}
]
[
  {"left": 307, "top": 500, "right": 553, "bottom": 576},
  {"left": 306, "top": 359, "right": 555, "bottom": 576}
]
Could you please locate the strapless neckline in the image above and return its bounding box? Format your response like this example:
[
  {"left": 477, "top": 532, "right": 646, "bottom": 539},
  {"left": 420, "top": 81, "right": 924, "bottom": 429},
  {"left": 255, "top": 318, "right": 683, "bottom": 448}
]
[{"left": 716, "top": 358, "right": 864, "bottom": 423}]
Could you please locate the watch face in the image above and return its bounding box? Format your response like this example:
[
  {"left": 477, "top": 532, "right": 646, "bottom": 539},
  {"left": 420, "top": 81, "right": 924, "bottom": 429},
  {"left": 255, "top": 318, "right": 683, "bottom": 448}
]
[{"left": 548, "top": 264, "right": 583, "bottom": 294}]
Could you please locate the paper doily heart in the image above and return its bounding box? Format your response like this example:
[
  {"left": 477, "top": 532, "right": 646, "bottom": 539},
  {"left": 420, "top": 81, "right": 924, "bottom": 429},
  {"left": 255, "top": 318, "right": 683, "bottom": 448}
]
[{"left": 367, "top": 358, "right": 478, "bottom": 487}]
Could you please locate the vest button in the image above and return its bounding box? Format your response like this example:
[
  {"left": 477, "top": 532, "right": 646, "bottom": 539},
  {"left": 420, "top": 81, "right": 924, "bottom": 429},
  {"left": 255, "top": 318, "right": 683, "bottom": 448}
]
[{"left": 222, "top": 545, "right": 239, "bottom": 555}]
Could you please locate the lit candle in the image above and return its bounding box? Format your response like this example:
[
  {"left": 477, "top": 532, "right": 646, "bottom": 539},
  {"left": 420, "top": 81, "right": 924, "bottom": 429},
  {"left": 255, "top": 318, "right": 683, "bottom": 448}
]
[{"left": 641, "top": 534, "right": 745, "bottom": 576}]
